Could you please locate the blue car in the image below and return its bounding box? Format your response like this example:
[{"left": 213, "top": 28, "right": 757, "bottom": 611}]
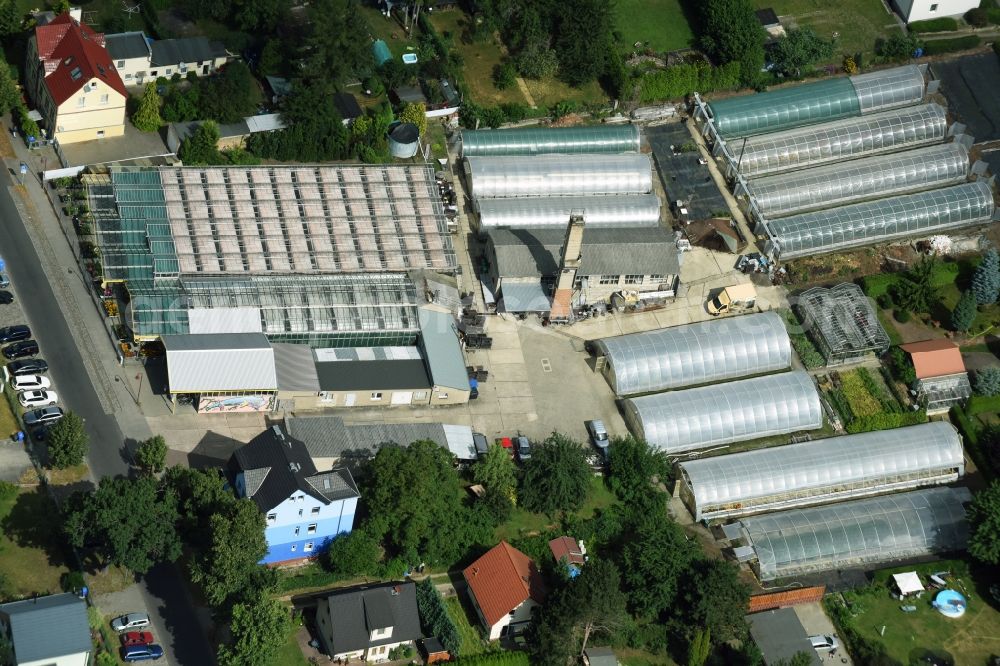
[{"left": 121, "top": 644, "right": 164, "bottom": 662}]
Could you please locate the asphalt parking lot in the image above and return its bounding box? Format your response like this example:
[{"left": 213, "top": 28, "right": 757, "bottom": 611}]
[{"left": 932, "top": 53, "right": 1000, "bottom": 143}]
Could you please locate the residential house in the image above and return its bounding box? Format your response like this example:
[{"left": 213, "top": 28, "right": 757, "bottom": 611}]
[
  {"left": 549, "top": 535, "right": 586, "bottom": 577},
  {"left": 901, "top": 339, "right": 972, "bottom": 413},
  {"left": 463, "top": 541, "right": 546, "bottom": 640},
  {"left": 229, "top": 424, "right": 359, "bottom": 565},
  {"left": 24, "top": 11, "right": 128, "bottom": 144},
  {"left": 105, "top": 31, "right": 229, "bottom": 86},
  {"left": 104, "top": 31, "right": 151, "bottom": 85},
  {"left": 0, "top": 593, "right": 91, "bottom": 666},
  {"left": 893, "top": 0, "right": 978, "bottom": 22},
  {"left": 315, "top": 582, "right": 423, "bottom": 662},
  {"left": 419, "top": 637, "right": 451, "bottom": 664}
]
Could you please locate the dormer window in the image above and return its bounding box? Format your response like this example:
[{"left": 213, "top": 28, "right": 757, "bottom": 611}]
[
  {"left": 70, "top": 67, "right": 82, "bottom": 81},
  {"left": 266, "top": 513, "right": 276, "bottom": 523},
  {"left": 63, "top": 56, "right": 74, "bottom": 66}
]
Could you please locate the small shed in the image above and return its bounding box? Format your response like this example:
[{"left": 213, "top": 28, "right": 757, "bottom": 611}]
[
  {"left": 549, "top": 536, "right": 586, "bottom": 569},
  {"left": 901, "top": 339, "right": 972, "bottom": 413},
  {"left": 584, "top": 646, "right": 619, "bottom": 666},
  {"left": 420, "top": 637, "right": 451, "bottom": 664},
  {"left": 755, "top": 8, "right": 786, "bottom": 38},
  {"left": 373, "top": 39, "right": 392, "bottom": 66}
]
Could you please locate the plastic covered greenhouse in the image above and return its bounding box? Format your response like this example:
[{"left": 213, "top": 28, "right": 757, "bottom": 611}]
[
  {"left": 678, "top": 421, "right": 964, "bottom": 522},
  {"left": 622, "top": 370, "right": 822, "bottom": 453},
  {"left": 740, "top": 486, "right": 972, "bottom": 581},
  {"left": 465, "top": 154, "right": 653, "bottom": 198},
  {"left": 749, "top": 143, "right": 969, "bottom": 218},
  {"left": 476, "top": 194, "right": 661, "bottom": 229},
  {"left": 707, "top": 65, "right": 925, "bottom": 137},
  {"left": 460, "top": 125, "right": 641, "bottom": 157},
  {"left": 595, "top": 311, "right": 791, "bottom": 396},
  {"left": 734, "top": 103, "right": 947, "bottom": 178},
  {"left": 763, "top": 181, "right": 995, "bottom": 260}
]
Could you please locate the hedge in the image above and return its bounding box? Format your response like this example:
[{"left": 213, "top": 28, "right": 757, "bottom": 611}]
[
  {"left": 637, "top": 61, "right": 741, "bottom": 103},
  {"left": 845, "top": 409, "right": 927, "bottom": 433},
  {"left": 989, "top": 7, "right": 1000, "bottom": 24},
  {"left": 966, "top": 394, "right": 1000, "bottom": 416},
  {"left": 451, "top": 654, "right": 530, "bottom": 666},
  {"left": 416, "top": 579, "right": 462, "bottom": 656},
  {"left": 922, "top": 35, "right": 982, "bottom": 55},
  {"left": 908, "top": 17, "right": 959, "bottom": 32}
]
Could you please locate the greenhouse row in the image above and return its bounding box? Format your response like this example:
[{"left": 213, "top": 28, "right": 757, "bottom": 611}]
[
  {"left": 707, "top": 64, "right": 925, "bottom": 138},
  {"left": 622, "top": 370, "right": 823, "bottom": 454},
  {"left": 595, "top": 311, "right": 791, "bottom": 396},
  {"left": 762, "top": 181, "right": 995, "bottom": 260},
  {"left": 732, "top": 103, "right": 948, "bottom": 178},
  {"left": 459, "top": 125, "right": 641, "bottom": 157},
  {"left": 679, "top": 422, "right": 964, "bottom": 521},
  {"left": 740, "top": 486, "right": 972, "bottom": 581},
  {"left": 464, "top": 154, "right": 654, "bottom": 198},
  {"left": 748, "top": 142, "right": 970, "bottom": 218},
  {"left": 476, "top": 194, "right": 662, "bottom": 229}
]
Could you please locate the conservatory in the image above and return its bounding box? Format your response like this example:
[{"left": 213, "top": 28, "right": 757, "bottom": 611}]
[
  {"left": 796, "top": 283, "right": 891, "bottom": 364},
  {"left": 740, "top": 486, "right": 973, "bottom": 581},
  {"left": 622, "top": 370, "right": 822, "bottom": 454},
  {"left": 762, "top": 181, "right": 995, "bottom": 260},
  {"left": 732, "top": 103, "right": 948, "bottom": 178},
  {"left": 595, "top": 311, "right": 791, "bottom": 396},
  {"left": 748, "top": 143, "right": 969, "bottom": 219},
  {"left": 476, "top": 194, "right": 662, "bottom": 229},
  {"left": 459, "top": 125, "right": 641, "bottom": 157},
  {"left": 464, "top": 154, "right": 653, "bottom": 198},
  {"left": 678, "top": 421, "right": 964, "bottom": 522}
]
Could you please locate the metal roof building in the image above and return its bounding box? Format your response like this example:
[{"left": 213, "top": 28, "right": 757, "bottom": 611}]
[
  {"left": 595, "top": 311, "right": 791, "bottom": 396},
  {"left": 622, "top": 371, "right": 823, "bottom": 453},
  {"left": 476, "top": 194, "right": 662, "bottom": 229},
  {"left": 163, "top": 333, "right": 277, "bottom": 393},
  {"left": 460, "top": 125, "right": 640, "bottom": 157},
  {"left": 0, "top": 593, "right": 92, "bottom": 666},
  {"left": 465, "top": 154, "right": 653, "bottom": 198},
  {"left": 748, "top": 143, "right": 970, "bottom": 218},
  {"left": 762, "top": 181, "right": 995, "bottom": 260},
  {"left": 740, "top": 486, "right": 972, "bottom": 581},
  {"left": 678, "top": 422, "right": 965, "bottom": 521}
]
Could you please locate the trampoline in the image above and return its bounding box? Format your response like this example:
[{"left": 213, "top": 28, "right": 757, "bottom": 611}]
[{"left": 933, "top": 589, "right": 967, "bottom": 618}]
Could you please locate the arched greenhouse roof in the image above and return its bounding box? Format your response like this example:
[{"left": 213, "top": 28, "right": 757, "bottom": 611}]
[
  {"left": 476, "top": 194, "right": 662, "bottom": 229},
  {"left": 465, "top": 154, "right": 653, "bottom": 198},
  {"left": 622, "top": 370, "right": 822, "bottom": 454},
  {"left": 741, "top": 486, "right": 972, "bottom": 581},
  {"left": 595, "top": 311, "right": 791, "bottom": 396},
  {"left": 679, "top": 422, "right": 965, "bottom": 521},
  {"left": 460, "top": 125, "right": 641, "bottom": 157}
]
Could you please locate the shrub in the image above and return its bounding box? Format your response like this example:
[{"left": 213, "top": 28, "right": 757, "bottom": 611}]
[
  {"left": 974, "top": 368, "right": 1000, "bottom": 397},
  {"left": 989, "top": 7, "right": 1000, "bottom": 24},
  {"left": 0, "top": 481, "right": 17, "bottom": 502},
  {"left": 499, "top": 103, "right": 529, "bottom": 123},
  {"left": 888, "top": 346, "right": 917, "bottom": 385},
  {"left": 893, "top": 308, "right": 911, "bottom": 323},
  {"left": 951, "top": 289, "right": 978, "bottom": 332},
  {"left": 637, "top": 61, "right": 741, "bottom": 103},
  {"left": 966, "top": 7, "right": 990, "bottom": 27},
  {"left": 415, "top": 578, "right": 461, "bottom": 656},
  {"left": 908, "top": 17, "right": 959, "bottom": 32},
  {"left": 876, "top": 292, "right": 893, "bottom": 309},
  {"left": 922, "top": 35, "right": 981, "bottom": 55},
  {"left": 492, "top": 62, "right": 517, "bottom": 90},
  {"left": 951, "top": 404, "right": 980, "bottom": 446},
  {"left": 842, "top": 55, "right": 859, "bottom": 74},
  {"left": 845, "top": 409, "right": 928, "bottom": 433}
]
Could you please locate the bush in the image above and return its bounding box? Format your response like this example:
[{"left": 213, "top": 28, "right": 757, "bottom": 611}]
[
  {"left": 951, "top": 404, "right": 980, "bottom": 446},
  {"left": 887, "top": 346, "right": 917, "bottom": 385},
  {"left": 876, "top": 292, "right": 893, "bottom": 309},
  {"left": 922, "top": 35, "right": 981, "bottom": 55},
  {"left": 893, "top": 308, "right": 911, "bottom": 323},
  {"left": 845, "top": 409, "right": 928, "bottom": 433},
  {"left": 974, "top": 368, "right": 1000, "bottom": 397},
  {"left": 0, "top": 481, "right": 17, "bottom": 502},
  {"left": 492, "top": 62, "right": 517, "bottom": 90},
  {"left": 966, "top": 7, "right": 990, "bottom": 27},
  {"left": 908, "top": 17, "right": 959, "bottom": 32},
  {"left": 637, "top": 61, "right": 741, "bottom": 103}
]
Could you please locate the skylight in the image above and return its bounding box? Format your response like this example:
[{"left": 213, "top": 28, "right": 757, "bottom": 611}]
[{"left": 70, "top": 67, "right": 82, "bottom": 81}]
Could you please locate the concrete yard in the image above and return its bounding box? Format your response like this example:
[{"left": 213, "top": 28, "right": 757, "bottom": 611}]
[{"left": 931, "top": 53, "right": 1000, "bottom": 143}]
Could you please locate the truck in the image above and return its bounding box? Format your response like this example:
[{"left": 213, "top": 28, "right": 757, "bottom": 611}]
[{"left": 707, "top": 283, "right": 757, "bottom": 316}]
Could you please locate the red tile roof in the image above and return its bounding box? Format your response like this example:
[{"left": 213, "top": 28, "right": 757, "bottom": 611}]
[
  {"left": 33, "top": 12, "right": 126, "bottom": 107},
  {"left": 747, "top": 586, "right": 825, "bottom": 613},
  {"left": 463, "top": 541, "right": 545, "bottom": 627},
  {"left": 900, "top": 339, "right": 966, "bottom": 380},
  {"left": 549, "top": 536, "right": 585, "bottom": 566}
]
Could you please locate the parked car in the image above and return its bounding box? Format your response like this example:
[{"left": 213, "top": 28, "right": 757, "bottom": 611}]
[
  {"left": 496, "top": 436, "right": 515, "bottom": 458},
  {"left": 0, "top": 325, "right": 31, "bottom": 344},
  {"left": 19, "top": 390, "right": 57, "bottom": 408},
  {"left": 0, "top": 273, "right": 9, "bottom": 288},
  {"left": 11, "top": 374, "right": 50, "bottom": 391},
  {"left": 6, "top": 359, "right": 48, "bottom": 376},
  {"left": 3, "top": 340, "right": 39, "bottom": 360},
  {"left": 111, "top": 613, "right": 151, "bottom": 632},
  {"left": 0, "top": 291, "right": 12, "bottom": 304},
  {"left": 809, "top": 635, "right": 839, "bottom": 652},
  {"left": 473, "top": 432, "right": 489, "bottom": 459},
  {"left": 121, "top": 631, "right": 154, "bottom": 647},
  {"left": 23, "top": 406, "right": 63, "bottom": 426},
  {"left": 514, "top": 435, "right": 531, "bottom": 462},
  {"left": 121, "top": 644, "right": 164, "bottom": 662},
  {"left": 587, "top": 420, "right": 610, "bottom": 459}
]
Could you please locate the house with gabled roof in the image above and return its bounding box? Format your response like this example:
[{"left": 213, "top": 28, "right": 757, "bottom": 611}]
[
  {"left": 315, "top": 582, "right": 423, "bottom": 662},
  {"left": 462, "top": 541, "right": 546, "bottom": 640},
  {"left": 229, "top": 424, "right": 359, "bottom": 565},
  {"left": 24, "top": 10, "right": 127, "bottom": 144},
  {"left": 0, "top": 593, "right": 91, "bottom": 666}
]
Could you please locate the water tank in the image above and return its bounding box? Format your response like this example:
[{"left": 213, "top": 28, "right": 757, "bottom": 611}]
[{"left": 388, "top": 122, "right": 420, "bottom": 158}]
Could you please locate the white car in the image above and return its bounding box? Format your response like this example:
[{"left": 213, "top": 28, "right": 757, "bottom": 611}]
[
  {"left": 111, "top": 612, "right": 151, "bottom": 632},
  {"left": 18, "top": 390, "right": 58, "bottom": 408},
  {"left": 12, "top": 374, "right": 50, "bottom": 392}
]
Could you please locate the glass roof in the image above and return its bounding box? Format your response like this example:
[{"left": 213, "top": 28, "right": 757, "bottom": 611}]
[
  {"left": 461, "top": 125, "right": 640, "bottom": 157},
  {"left": 476, "top": 194, "right": 661, "bottom": 229},
  {"left": 465, "top": 154, "right": 653, "bottom": 198}
]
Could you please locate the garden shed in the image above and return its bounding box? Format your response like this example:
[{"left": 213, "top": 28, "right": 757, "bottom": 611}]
[
  {"left": 595, "top": 311, "right": 791, "bottom": 396},
  {"left": 622, "top": 370, "right": 822, "bottom": 454},
  {"left": 464, "top": 154, "right": 653, "bottom": 198},
  {"left": 678, "top": 421, "right": 965, "bottom": 521},
  {"left": 476, "top": 194, "right": 661, "bottom": 230},
  {"left": 460, "top": 125, "right": 641, "bottom": 157},
  {"left": 796, "top": 283, "right": 891, "bottom": 364},
  {"left": 901, "top": 339, "right": 972, "bottom": 413},
  {"left": 739, "top": 486, "right": 972, "bottom": 581}
]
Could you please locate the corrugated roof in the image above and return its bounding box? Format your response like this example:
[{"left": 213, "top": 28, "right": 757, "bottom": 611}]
[
  {"left": 287, "top": 416, "right": 465, "bottom": 463},
  {"left": 321, "top": 583, "right": 423, "bottom": 654},
  {"left": 163, "top": 333, "right": 277, "bottom": 392},
  {"left": 901, "top": 339, "right": 967, "bottom": 379},
  {"left": 105, "top": 31, "right": 150, "bottom": 61},
  {"left": 418, "top": 308, "right": 469, "bottom": 390},
  {"left": 463, "top": 541, "right": 546, "bottom": 627},
  {"left": 314, "top": 359, "right": 431, "bottom": 391},
  {"left": 150, "top": 36, "right": 226, "bottom": 66},
  {"left": 273, "top": 343, "right": 321, "bottom": 392},
  {"left": 0, "top": 594, "right": 91, "bottom": 664},
  {"left": 500, "top": 280, "right": 550, "bottom": 312}
]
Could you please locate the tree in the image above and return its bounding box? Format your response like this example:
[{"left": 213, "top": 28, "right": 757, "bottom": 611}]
[
  {"left": 515, "top": 42, "right": 559, "bottom": 80},
  {"left": 248, "top": 79, "right": 350, "bottom": 162},
  {"left": 966, "top": 7, "right": 989, "bottom": 27},
  {"left": 161, "top": 86, "right": 200, "bottom": 122},
  {"left": 770, "top": 28, "right": 836, "bottom": 75},
  {"left": 519, "top": 433, "right": 592, "bottom": 515},
  {"left": 135, "top": 435, "right": 167, "bottom": 476},
  {"left": 233, "top": 0, "right": 289, "bottom": 32},
  {"left": 0, "top": 55, "right": 20, "bottom": 116},
  {"left": 399, "top": 102, "right": 427, "bottom": 136},
  {"left": 699, "top": 0, "right": 767, "bottom": 85},
  {"left": 618, "top": 513, "right": 697, "bottom": 618},
  {"left": 322, "top": 528, "right": 380, "bottom": 576},
  {"left": 473, "top": 443, "right": 518, "bottom": 504},
  {"left": 493, "top": 62, "right": 517, "bottom": 90},
  {"left": 892, "top": 256, "right": 936, "bottom": 313},
  {"left": 554, "top": 0, "right": 614, "bottom": 86},
  {"left": 687, "top": 627, "right": 711, "bottom": 666},
  {"left": 47, "top": 411, "right": 89, "bottom": 469},
  {"left": 217, "top": 593, "right": 290, "bottom": 666},
  {"left": 188, "top": 498, "right": 269, "bottom": 606},
  {"left": 968, "top": 482, "right": 1000, "bottom": 564},
  {"left": 162, "top": 466, "right": 237, "bottom": 547},
  {"left": 131, "top": 83, "right": 162, "bottom": 132},
  {"left": 975, "top": 368, "right": 1000, "bottom": 397},
  {"left": 951, "top": 289, "right": 977, "bottom": 332},
  {"left": 678, "top": 559, "right": 750, "bottom": 642},
  {"left": 972, "top": 248, "right": 1000, "bottom": 305},
  {"left": 607, "top": 436, "right": 671, "bottom": 504},
  {"left": 199, "top": 62, "right": 262, "bottom": 124},
  {"left": 876, "top": 33, "right": 921, "bottom": 62},
  {"left": 301, "top": 0, "right": 375, "bottom": 87},
  {"left": 63, "top": 477, "right": 182, "bottom": 574},
  {"left": 179, "top": 121, "right": 223, "bottom": 165},
  {"left": 0, "top": 0, "right": 20, "bottom": 37}
]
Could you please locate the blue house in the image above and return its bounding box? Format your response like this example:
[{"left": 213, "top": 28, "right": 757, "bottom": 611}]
[{"left": 230, "top": 425, "right": 360, "bottom": 565}]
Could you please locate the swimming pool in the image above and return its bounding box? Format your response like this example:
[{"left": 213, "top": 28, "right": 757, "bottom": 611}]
[{"left": 933, "top": 589, "right": 967, "bottom": 618}]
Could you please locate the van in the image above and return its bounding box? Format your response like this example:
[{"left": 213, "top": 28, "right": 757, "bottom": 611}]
[{"left": 707, "top": 284, "right": 757, "bottom": 316}]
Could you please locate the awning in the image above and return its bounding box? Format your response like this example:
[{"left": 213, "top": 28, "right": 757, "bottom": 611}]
[
  {"left": 893, "top": 572, "right": 924, "bottom": 595},
  {"left": 500, "top": 280, "right": 551, "bottom": 313}
]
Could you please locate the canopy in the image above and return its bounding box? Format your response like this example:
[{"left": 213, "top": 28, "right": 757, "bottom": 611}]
[{"left": 893, "top": 572, "right": 924, "bottom": 595}]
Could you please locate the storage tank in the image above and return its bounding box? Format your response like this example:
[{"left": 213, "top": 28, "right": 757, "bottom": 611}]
[{"left": 389, "top": 123, "right": 420, "bottom": 159}]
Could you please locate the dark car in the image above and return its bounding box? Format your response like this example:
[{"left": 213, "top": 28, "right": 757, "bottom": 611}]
[
  {"left": 3, "top": 340, "right": 38, "bottom": 360},
  {"left": 121, "top": 643, "right": 164, "bottom": 662},
  {"left": 6, "top": 359, "right": 48, "bottom": 376},
  {"left": 0, "top": 291, "right": 12, "bottom": 304},
  {"left": 23, "top": 406, "right": 63, "bottom": 426},
  {"left": 0, "top": 325, "right": 31, "bottom": 344},
  {"left": 514, "top": 435, "right": 531, "bottom": 462}
]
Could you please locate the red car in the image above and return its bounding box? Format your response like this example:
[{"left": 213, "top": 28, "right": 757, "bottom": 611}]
[
  {"left": 495, "top": 437, "right": 515, "bottom": 458},
  {"left": 120, "top": 631, "right": 154, "bottom": 647}
]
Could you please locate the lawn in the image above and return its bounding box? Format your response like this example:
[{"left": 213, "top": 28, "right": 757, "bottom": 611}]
[
  {"left": 615, "top": 0, "right": 695, "bottom": 53},
  {"left": 444, "top": 595, "right": 487, "bottom": 656},
  {"left": 0, "top": 487, "right": 71, "bottom": 598},
  {"left": 272, "top": 621, "right": 310, "bottom": 666},
  {"left": 496, "top": 475, "right": 616, "bottom": 542}
]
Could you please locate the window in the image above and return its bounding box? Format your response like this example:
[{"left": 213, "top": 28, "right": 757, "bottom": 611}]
[
  {"left": 179, "top": 64, "right": 187, "bottom": 72},
  {"left": 137, "top": 71, "right": 146, "bottom": 78},
  {"left": 929, "top": 3, "right": 938, "bottom": 9},
  {"left": 624, "top": 275, "right": 643, "bottom": 285},
  {"left": 77, "top": 96, "right": 86, "bottom": 108},
  {"left": 165, "top": 68, "right": 172, "bottom": 76},
  {"left": 304, "top": 542, "right": 314, "bottom": 552},
  {"left": 116, "top": 59, "right": 125, "bottom": 68},
  {"left": 311, "top": 506, "right": 321, "bottom": 515},
  {"left": 320, "top": 391, "right": 335, "bottom": 403},
  {"left": 298, "top": 509, "right": 303, "bottom": 517},
  {"left": 648, "top": 274, "right": 664, "bottom": 281},
  {"left": 99, "top": 94, "right": 109, "bottom": 105},
  {"left": 414, "top": 391, "right": 427, "bottom": 400},
  {"left": 70, "top": 66, "right": 82, "bottom": 80},
  {"left": 307, "top": 524, "right": 317, "bottom": 535},
  {"left": 266, "top": 513, "right": 276, "bottom": 523},
  {"left": 599, "top": 275, "right": 619, "bottom": 285},
  {"left": 290, "top": 544, "right": 297, "bottom": 552},
  {"left": 96, "top": 130, "right": 105, "bottom": 138},
  {"left": 294, "top": 526, "right": 300, "bottom": 536},
  {"left": 150, "top": 70, "right": 157, "bottom": 77},
  {"left": 437, "top": 392, "right": 449, "bottom": 400},
  {"left": 124, "top": 74, "right": 133, "bottom": 80},
  {"left": 371, "top": 392, "right": 383, "bottom": 401}
]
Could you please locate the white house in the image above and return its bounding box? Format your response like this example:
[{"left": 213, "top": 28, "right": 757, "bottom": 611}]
[
  {"left": 0, "top": 594, "right": 91, "bottom": 666},
  {"left": 314, "top": 582, "right": 424, "bottom": 662},
  {"left": 105, "top": 31, "right": 230, "bottom": 86},
  {"left": 893, "top": 0, "right": 978, "bottom": 22},
  {"left": 462, "top": 541, "right": 546, "bottom": 640}
]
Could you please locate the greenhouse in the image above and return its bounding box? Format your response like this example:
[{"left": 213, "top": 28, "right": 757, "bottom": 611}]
[
  {"left": 707, "top": 65, "right": 925, "bottom": 138},
  {"left": 796, "top": 283, "right": 891, "bottom": 364},
  {"left": 732, "top": 103, "right": 948, "bottom": 178},
  {"left": 460, "top": 125, "right": 641, "bottom": 157},
  {"left": 464, "top": 154, "right": 653, "bottom": 198},
  {"left": 762, "top": 181, "right": 995, "bottom": 260},
  {"left": 595, "top": 311, "right": 791, "bottom": 396},
  {"left": 678, "top": 421, "right": 964, "bottom": 522},
  {"left": 476, "top": 194, "right": 662, "bottom": 229},
  {"left": 748, "top": 143, "right": 969, "bottom": 218},
  {"left": 740, "top": 486, "right": 972, "bottom": 581},
  {"left": 622, "top": 370, "right": 822, "bottom": 454}
]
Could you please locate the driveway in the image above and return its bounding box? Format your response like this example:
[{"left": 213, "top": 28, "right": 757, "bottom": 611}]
[{"left": 793, "top": 602, "right": 853, "bottom": 666}]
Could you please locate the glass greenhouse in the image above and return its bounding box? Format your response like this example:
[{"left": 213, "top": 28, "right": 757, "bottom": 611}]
[
  {"left": 734, "top": 103, "right": 947, "bottom": 178},
  {"left": 476, "top": 194, "right": 662, "bottom": 229},
  {"left": 797, "top": 283, "right": 891, "bottom": 364},
  {"left": 763, "top": 181, "right": 995, "bottom": 260},
  {"left": 740, "top": 486, "right": 973, "bottom": 581},
  {"left": 622, "top": 370, "right": 822, "bottom": 454},
  {"left": 460, "top": 125, "right": 641, "bottom": 157},
  {"left": 465, "top": 154, "right": 653, "bottom": 198},
  {"left": 708, "top": 65, "right": 924, "bottom": 137},
  {"left": 749, "top": 143, "right": 969, "bottom": 218},
  {"left": 595, "top": 311, "right": 791, "bottom": 396},
  {"left": 679, "top": 421, "right": 964, "bottom": 522}
]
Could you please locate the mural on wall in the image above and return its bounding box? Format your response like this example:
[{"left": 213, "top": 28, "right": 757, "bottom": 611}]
[{"left": 199, "top": 394, "right": 274, "bottom": 413}]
